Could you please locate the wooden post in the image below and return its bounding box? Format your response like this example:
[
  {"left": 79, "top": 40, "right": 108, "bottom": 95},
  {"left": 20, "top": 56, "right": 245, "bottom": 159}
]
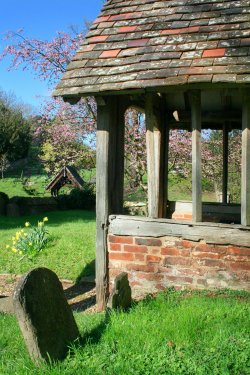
[
  {"left": 241, "top": 91, "right": 250, "bottom": 226},
  {"left": 191, "top": 90, "right": 202, "bottom": 222},
  {"left": 145, "top": 94, "right": 167, "bottom": 218},
  {"left": 96, "top": 96, "right": 125, "bottom": 310},
  {"left": 222, "top": 123, "right": 229, "bottom": 204}
]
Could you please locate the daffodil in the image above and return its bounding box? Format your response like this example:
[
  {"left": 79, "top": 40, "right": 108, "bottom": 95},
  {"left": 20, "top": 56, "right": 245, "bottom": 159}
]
[
  {"left": 38, "top": 221, "right": 43, "bottom": 227},
  {"left": 43, "top": 217, "right": 48, "bottom": 222},
  {"left": 25, "top": 222, "right": 30, "bottom": 227},
  {"left": 6, "top": 245, "right": 10, "bottom": 249},
  {"left": 12, "top": 247, "right": 17, "bottom": 253}
]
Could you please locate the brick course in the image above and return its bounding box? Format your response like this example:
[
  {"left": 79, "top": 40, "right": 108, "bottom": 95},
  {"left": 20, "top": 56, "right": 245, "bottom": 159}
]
[{"left": 108, "top": 234, "right": 250, "bottom": 294}]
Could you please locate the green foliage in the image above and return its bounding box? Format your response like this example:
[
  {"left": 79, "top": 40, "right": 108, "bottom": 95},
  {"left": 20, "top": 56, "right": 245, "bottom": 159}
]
[
  {"left": 0, "top": 91, "right": 31, "bottom": 177},
  {"left": 5, "top": 217, "right": 50, "bottom": 260},
  {"left": 0, "top": 289, "right": 249, "bottom": 374}
]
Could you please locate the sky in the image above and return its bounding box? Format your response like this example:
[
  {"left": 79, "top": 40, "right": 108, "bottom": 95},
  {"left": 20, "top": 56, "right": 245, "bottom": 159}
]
[{"left": 0, "top": 0, "right": 103, "bottom": 112}]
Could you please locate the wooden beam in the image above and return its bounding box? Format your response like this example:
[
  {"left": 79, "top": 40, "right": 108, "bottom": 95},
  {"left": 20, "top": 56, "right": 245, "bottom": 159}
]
[
  {"left": 241, "top": 91, "right": 250, "bottom": 226},
  {"left": 191, "top": 90, "right": 202, "bottom": 222},
  {"left": 95, "top": 96, "right": 125, "bottom": 310},
  {"left": 145, "top": 94, "right": 167, "bottom": 218},
  {"left": 222, "top": 123, "right": 229, "bottom": 204},
  {"left": 109, "top": 215, "right": 250, "bottom": 248}
]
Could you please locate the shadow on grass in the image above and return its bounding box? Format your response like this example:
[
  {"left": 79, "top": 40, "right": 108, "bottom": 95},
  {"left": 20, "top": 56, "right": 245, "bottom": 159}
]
[
  {"left": 0, "top": 209, "right": 96, "bottom": 230},
  {"left": 76, "top": 260, "right": 95, "bottom": 283}
]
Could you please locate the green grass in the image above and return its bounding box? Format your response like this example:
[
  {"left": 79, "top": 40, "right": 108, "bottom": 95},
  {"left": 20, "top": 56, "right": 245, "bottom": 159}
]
[
  {"left": 0, "top": 210, "right": 96, "bottom": 281},
  {"left": 0, "top": 289, "right": 249, "bottom": 374},
  {"left": 0, "top": 175, "right": 50, "bottom": 198}
]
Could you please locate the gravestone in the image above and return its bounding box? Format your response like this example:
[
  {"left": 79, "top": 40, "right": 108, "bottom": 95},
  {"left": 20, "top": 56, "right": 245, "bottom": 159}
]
[
  {"left": 107, "top": 272, "right": 132, "bottom": 310},
  {"left": 13, "top": 268, "right": 79, "bottom": 363}
]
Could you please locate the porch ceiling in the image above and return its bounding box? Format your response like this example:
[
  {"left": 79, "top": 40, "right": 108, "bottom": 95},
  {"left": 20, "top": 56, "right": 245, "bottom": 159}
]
[{"left": 54, "top": 0, "right": 250, "bottom": 99}]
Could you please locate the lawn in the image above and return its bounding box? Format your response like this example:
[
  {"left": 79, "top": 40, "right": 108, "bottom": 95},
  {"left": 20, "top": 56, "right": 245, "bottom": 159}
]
[
  {"left": 0, "top": 210, "right": 96, "bottom": 281},
  {"left": 0, "top": 289, "right": 249, "bottom": 374}
]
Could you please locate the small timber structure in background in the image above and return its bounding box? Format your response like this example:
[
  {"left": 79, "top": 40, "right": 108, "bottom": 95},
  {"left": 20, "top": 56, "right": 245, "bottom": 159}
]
[{"left": 46, "top": 166, "right": 84, "bottom": 196}]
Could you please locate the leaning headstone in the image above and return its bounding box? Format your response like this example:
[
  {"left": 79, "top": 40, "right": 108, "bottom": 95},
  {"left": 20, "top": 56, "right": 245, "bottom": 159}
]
[
  {"left": 13, "top": 268, "right": 79, "bottom": 363},
  {"left": 107, "top": 272, "right": 132, "bottom": 310}
]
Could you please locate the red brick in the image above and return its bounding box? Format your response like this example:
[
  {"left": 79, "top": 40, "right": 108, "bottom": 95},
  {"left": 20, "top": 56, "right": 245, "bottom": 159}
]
[
  {"left": 167, "top": 276, "right": 193, "bottom": 284},
  {"left": 127, "top": 38, "right": 149, "bottom": 48},
  {"left": 181, "top": 240, "right": 194, "bottom": 248},
  {"left": 136, "top": 273, "right": 164, "bottom": 281},
  {"left": 124, "top": 245, "right": 148, "bottom": 253},
  {"left": 134, "top": 253, "right": 145, "bottom": 261},
  {"left": 161, "top": 247, "right": 181, "bottom": 256},
  {"left": 88, "top": 35, "right": 108, "bottom": 43},
  {"left": 118, "top": 26, "right": 137, "bottom": 33},
  {"left": 202, "top": 259, "right": 225, "bottom": 268},
  {"left": 125, "top": 263, "right": 155, "bottom": 273},
  {"left": 202, "top": 48, "right": 226, "bottom": 58},
  {"left": 100, "top": 49, "right": 121, "bottom": 58},
  {"left": 192, "top": 251, "right": 222, "bottom": 259},
  {"left": 109, "top": 252, "right": 134, "bottom": 261},
  {"left": 228, "top": 246, "right": 250, "bottom": 256},
  {"left": 151, "top": 248, "right": 160, "bottom": 255},
  {"left": 146, "top": 255, "right": 161, "bottom": 263},
  {"left": 229, "top": 262, "right": 250, "bottom": 271},
  {"left": 93, "top": 16, "right": 110, "bottom": 24},
  {"left": 130, "top": 281, "right": 143, "bottom": 287},
  {"left": 135, "top": 238, "right": 162, "bottom": 247},
  {"left": 161, "top": 26, "right": 199, "bottom": 36},
  {"left": 195, "top": 243, "right": 214, "bottom": 252},
  {"left": 109, "top": 243, "right": 121, "bottom": 251},
  {"left": 163, "top": 256, "right": 193, "bottom": 266},
  {"left": 109, "top": 235, "right": 133, "bottom": 244}
]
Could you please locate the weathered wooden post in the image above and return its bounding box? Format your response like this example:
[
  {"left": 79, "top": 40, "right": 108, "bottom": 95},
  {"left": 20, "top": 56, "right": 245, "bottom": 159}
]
[
  {"left": 191, "top": 90, "right": 202, "bottom": 222},
  {"left": 241, "top": 90, "right": 250, "bottom": 226},
  {"left": 145, "top": 93, "right": 168, "bottom": 218},
  {"left": 96, "top": 96, "right": 125, "bottom": 310}
]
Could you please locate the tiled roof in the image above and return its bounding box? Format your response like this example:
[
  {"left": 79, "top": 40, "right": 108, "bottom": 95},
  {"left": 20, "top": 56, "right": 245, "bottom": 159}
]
[{"left": 54, "top": 0, "right": 250, "bottom": 98}]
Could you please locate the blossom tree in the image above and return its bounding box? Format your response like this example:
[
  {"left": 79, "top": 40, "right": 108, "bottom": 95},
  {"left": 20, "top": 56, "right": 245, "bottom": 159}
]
[{"left": 1, "top": 28, "right": 241, "bottom": 201}]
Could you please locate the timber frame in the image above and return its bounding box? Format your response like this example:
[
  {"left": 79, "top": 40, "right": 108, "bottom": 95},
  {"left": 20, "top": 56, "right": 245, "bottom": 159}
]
[
  {"left": 94, "top": 87, "right": 250, "bottom": 309},
  {"left": 54, "top": 0, "right": 250, "bottom": 309}
]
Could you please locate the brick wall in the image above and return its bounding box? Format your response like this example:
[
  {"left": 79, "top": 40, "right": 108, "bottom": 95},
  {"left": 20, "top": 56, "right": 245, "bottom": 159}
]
[{"left": 108, "top": 234, "right": 250, "bottom": 295}]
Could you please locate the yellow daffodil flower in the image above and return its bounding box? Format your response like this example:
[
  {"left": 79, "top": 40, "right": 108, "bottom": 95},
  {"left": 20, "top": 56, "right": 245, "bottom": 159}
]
[
  {"left": 43, "top": 217, "right": 48, "bottom": 222},
  {"left": 12, "top": 248, "right": 17, "bottom": 253},
  {"left": 25, "top": 222, "right": 30, "bottom": 227}
]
